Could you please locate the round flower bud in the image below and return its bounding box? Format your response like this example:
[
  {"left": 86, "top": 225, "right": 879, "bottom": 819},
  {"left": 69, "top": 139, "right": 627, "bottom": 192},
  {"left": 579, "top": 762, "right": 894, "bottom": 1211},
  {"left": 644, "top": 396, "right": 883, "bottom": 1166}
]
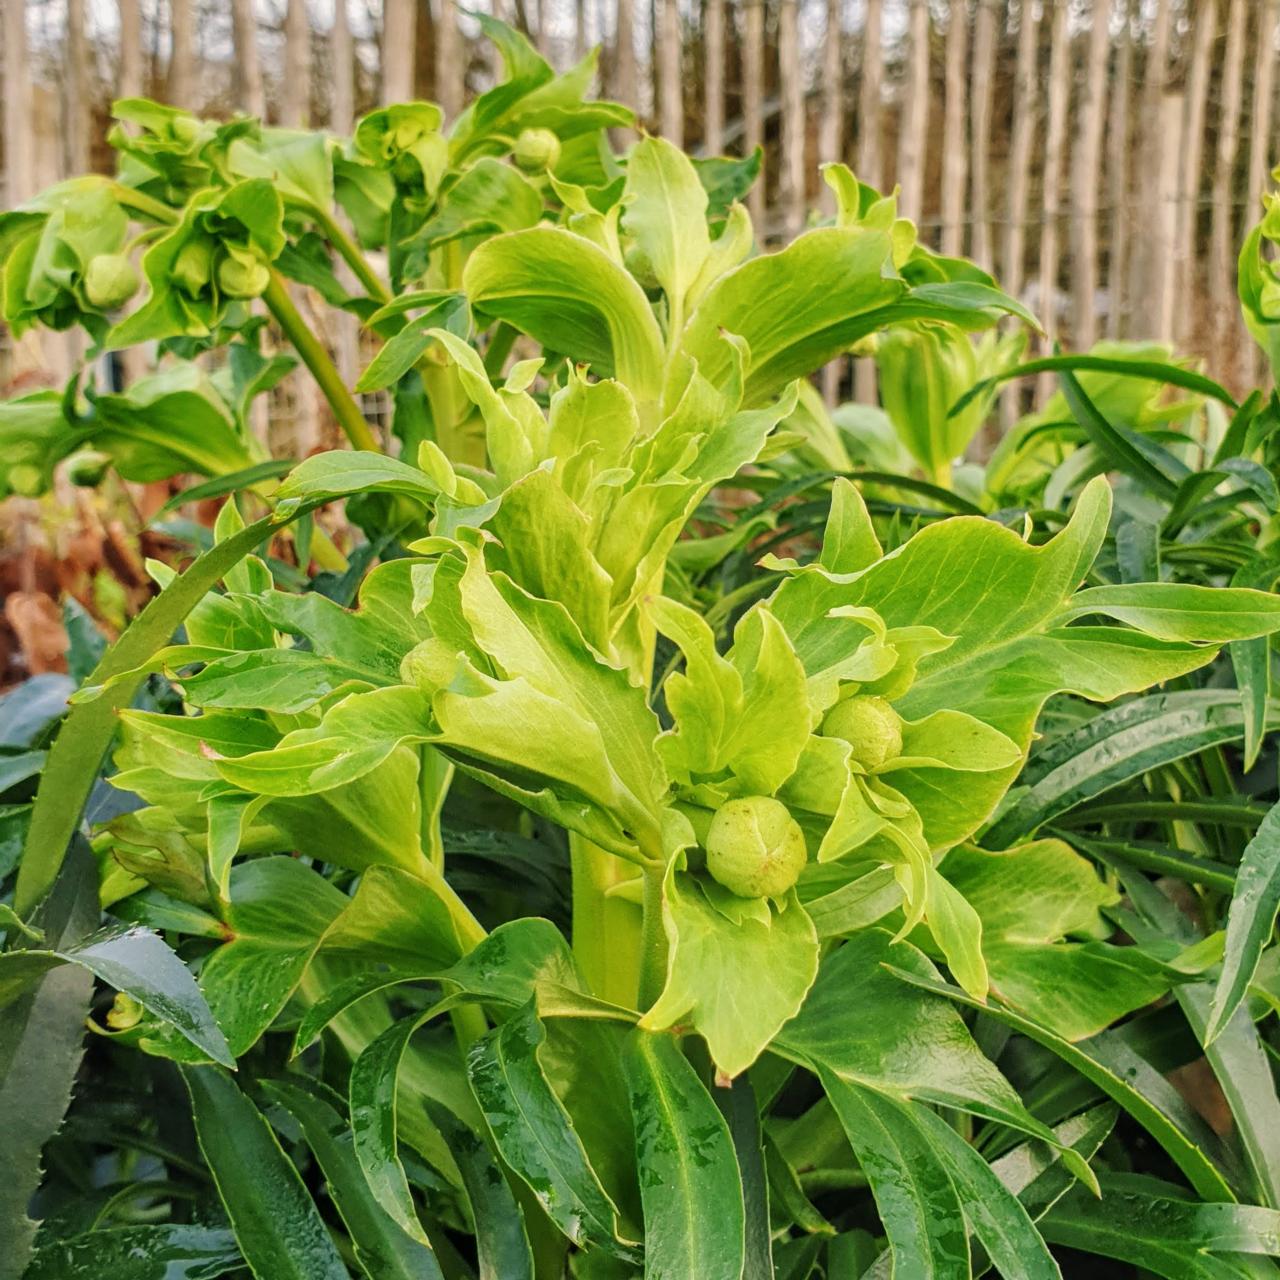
[
  {"left": 822, "top": 694, "right": 904, "bottom": 772},
  {"left": 705, "top": 796, "right": 807, "bottom": 899},
  {"left": 65, "top": 449, "right": 112, "bottom": 488},
  {"left": 83, "top": 253, "right": 140, "bottom": 310},
  {"left": 513, "top": 127, "right": 561, "bottom": 174},
  {"left": 217, "top": 244, "right": 271, "bottom": 299}
]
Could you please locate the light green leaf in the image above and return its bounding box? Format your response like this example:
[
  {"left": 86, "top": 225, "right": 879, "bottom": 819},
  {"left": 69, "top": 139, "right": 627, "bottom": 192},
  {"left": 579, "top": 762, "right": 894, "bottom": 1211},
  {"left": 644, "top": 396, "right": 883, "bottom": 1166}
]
[
  {"left": 641, "top": 864, "right": 819, "bottom": 1080},
  {"left": 199, "top": 857, "right": 347, "bottom": 1056},
  {"left": 464, "top": 226, "right": 665, "bottom": 403},
  {"left": 1056, "top": 583, "right": 1280, "bottom": 642},
  {"left": 621, "top": 136, "right": 710, "bottom": 332}
]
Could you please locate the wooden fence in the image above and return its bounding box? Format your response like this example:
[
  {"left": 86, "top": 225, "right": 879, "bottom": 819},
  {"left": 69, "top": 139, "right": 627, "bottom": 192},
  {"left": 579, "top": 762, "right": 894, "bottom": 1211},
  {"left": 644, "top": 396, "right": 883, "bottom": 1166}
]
[{"left": 2, "top": 0, "right": 1278, "bottom": 405}]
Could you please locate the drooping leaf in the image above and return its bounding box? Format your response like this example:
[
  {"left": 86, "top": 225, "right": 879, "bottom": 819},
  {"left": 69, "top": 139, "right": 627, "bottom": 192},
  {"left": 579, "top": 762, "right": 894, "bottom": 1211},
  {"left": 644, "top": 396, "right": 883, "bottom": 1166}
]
[
  {"left": 623, "top": 1030, "right": 746, "bottom": 1280},
  {"left": 821, "top": 1075, "right": 970, "bottom": 1280},
  {"left": 641, "top": 866, "right": 819, "bottom": 1080},
  {"left": 425, "top": 1099, "right": 535, "bottom": 1280},
  {"left": 465, "top": 1000, "right": 638, "bottom": 1259},
  {"left": 182, "top": 1065, "right": 348, "bottom": 1280},
  {"left": 0, "top": 922, "right": 232, "bottom": 1065}
]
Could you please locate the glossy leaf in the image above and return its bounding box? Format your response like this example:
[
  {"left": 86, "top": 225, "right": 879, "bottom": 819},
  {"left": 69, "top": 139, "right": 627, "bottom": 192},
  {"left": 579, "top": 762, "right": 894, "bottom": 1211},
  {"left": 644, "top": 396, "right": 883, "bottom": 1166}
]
[
  {"left": 466, "top": 1000, "right": 637, "bottom": 1258},
  {"left": 182, "top": 1065, "right": 348, "bottom": 1280},
  {"left": 264, "top": 1076, "right": 445, "bottom": 1280},
  {"left": 425, "top": 1099, "right": 535, "bottom": 1280},
  {"left": 1205, "top": 798, "right": 1280, "bottom": 1044},
  {"left": 0, "top": 922, "right": 232, "bottom": 1065},
  {"left": 23, "top": 1226, "right": 242, "bottom": 1280},
  {"left": 624, "top": 1030, "right": 745, "bottom": 1280},
  {"left": 822, "top": 1075, "right": 970, "bottom": 1279},
  {"left": 985, "top": 691, "right": 1270, "bottom": 848}
]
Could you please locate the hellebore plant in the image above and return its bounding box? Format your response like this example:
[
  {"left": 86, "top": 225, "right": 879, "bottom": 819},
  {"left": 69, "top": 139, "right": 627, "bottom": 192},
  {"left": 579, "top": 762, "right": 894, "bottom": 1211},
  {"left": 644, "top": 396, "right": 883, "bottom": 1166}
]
[{"left": 9, "top": 35, "right": 1280, "bottom": 1280}]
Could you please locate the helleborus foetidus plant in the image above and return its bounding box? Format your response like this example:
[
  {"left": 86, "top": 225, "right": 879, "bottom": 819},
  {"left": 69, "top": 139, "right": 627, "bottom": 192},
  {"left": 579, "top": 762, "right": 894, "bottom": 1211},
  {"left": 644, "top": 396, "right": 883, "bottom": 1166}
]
[{"left": 11, "top": 123, "right": 1280, "bottom": 1280}]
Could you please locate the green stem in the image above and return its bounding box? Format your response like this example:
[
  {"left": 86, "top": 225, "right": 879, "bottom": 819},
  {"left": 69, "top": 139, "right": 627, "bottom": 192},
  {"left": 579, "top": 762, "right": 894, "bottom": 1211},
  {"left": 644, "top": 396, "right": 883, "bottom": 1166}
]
[
  {"left": 483, "top": 322, "right": 519, "bottom": 379},
  {"left": 569, "top": 835, "right": 645, "bottom": 1009},
  {"left": 637, "top": 865, "right": 668, "bottom": 1009},
  {"left": 311, "top": 205, "right": 391, "bottom": 304},
  {"left": 262, "top": 271, "right": 380, "bottom": 453}
]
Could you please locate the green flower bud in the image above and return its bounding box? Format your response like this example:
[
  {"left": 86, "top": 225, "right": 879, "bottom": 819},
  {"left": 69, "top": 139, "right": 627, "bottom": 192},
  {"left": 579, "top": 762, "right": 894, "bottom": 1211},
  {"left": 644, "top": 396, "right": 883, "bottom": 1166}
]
[
  {"left": 83, "top": 252, "right": 140, "bottom": 310},
  {"left": 7, "top": 463, "right": 45, "bottom": 497},
  {"left": 65, "top": 449, "right": 112, "bottom": 487},
  {"left": 705, "top": 796, "right": 807, "bottom": 899},
  {"left": 173, "top": 236, "right": 215, "bottom": 298},
  {"left": 216, "top": 243, "right": 271, "bottom": 298},
  {"left": 513, "top": 127, "right": 561, "bottom": 174},
  {"left": 822, "top": 694, "right": 903, "bottom": 772}
]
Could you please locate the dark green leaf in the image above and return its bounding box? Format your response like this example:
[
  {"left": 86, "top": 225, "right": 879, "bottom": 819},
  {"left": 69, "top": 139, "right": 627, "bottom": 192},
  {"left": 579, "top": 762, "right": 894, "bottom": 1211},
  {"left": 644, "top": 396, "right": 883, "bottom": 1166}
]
[
  {"left": 466, "top": 1000, "right": 636, "bottom": 1259},
  {"left": 1206, "top": 798, "right": 1280, "bottom": 1044},
  {"left": 181, "top": 1064, "right": 348, "bottom": 1280},
  {"left": 624, "top": 1030, "right": 745, "bottom": 1280},
  {"left": 264, "top": 1076, "right": 445, "bottom": 1280},
  {"left": 24, "top": 1225, "right": 242, "bottom": 1280},
  {"left": 822, "top": 1075, "right": 969, "bottom": 1279},
  {"left": 425, "top": 1099, "right": 534, "bottom": 1280}
]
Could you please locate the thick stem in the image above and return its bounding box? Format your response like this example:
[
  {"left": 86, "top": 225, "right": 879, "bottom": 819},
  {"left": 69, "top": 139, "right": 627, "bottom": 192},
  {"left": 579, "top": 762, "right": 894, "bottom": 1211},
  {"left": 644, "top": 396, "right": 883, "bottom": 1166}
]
[
  {"left": 262, "top": 271, "right": 381, "bottom": 453},
  {"left": 569, "top": 835, "right": 645, "bottom": 1009},
  {"left": 637, "top": 864, "right": 668, "bottom": 1009}
]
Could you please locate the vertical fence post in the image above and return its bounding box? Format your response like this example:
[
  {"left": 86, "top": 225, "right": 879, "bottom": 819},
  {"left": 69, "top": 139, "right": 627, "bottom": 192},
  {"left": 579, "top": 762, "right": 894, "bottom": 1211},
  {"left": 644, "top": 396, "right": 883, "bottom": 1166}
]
[
  {"left": 231, "top": 0, "right": 265, "bottom": 115},
  {"left": 779, "top": 0, "right": 804, "bottom": 237},
  {"left": 658, "top": 0, "right": 683, "bottom": 140},
  {"left": 744, "top": 0, "right": 765, "bottom": 229},
  {"left": 1073, "top": 0, "right": 1111, "bottom": 352},
  {"left": 1246, "top": 0, "right": 1279, "bottom": 382},
  {"left": 383, "top": 0, "right": 416, "bottom": 105},
  {"left": 705, "top": 0, "right": 725, "bottom": 151},
  {"left": 1035, "top": 0, "right": 1069, "bottom": 403},
  {"left": 437, "top": 0, "right": 464, "bottom": 121},
  {"left": 1209, "top": 0, "right": 1246, "bottom": 369},
  {"left": 1177, "top": 0, "right": 1216, "bottom": 351},
  {"left": 897, "top": 0, "right": 930, "bottom": 224},
  {"left": 941, "top": 0, "right": 970, "bottom": 257},
  {"left": 283, "top": 0, "right": 312, "bottom": 126},
  {"left": 1107, "top": 3, "right": 1131, "bottom": 337},
  {"left": 854, "top": 0, "right": 883, "bottom": 404},
  {"left": 968, "top": 0, "right": 998, "bottom": 270}
]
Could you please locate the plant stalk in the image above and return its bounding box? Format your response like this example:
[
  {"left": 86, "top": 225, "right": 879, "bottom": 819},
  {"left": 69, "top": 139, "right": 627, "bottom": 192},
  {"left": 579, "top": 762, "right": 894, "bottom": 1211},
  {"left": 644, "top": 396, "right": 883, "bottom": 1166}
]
[
  {"left": 262, "top": 271, "right": 380, "bottom": 453},
  {"left": 637, "top": 865, "right": 668, "bottom": 1009},
  {"left": 569, "top": 835, "right": 646, "bottom": 1009},
  {"left": 312, "top": 205, "right": 391, "bottom": 304}
]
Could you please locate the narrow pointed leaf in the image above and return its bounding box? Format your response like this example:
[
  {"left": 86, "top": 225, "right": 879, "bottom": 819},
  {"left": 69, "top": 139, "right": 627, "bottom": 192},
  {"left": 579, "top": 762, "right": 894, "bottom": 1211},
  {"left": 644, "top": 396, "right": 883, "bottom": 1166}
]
[
  {"left": 624, "top": 1030, "right": 745, "bottom": 1280},
  {"left": 181, "top": 1065, "right": 348, "bottom": 1280}
]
